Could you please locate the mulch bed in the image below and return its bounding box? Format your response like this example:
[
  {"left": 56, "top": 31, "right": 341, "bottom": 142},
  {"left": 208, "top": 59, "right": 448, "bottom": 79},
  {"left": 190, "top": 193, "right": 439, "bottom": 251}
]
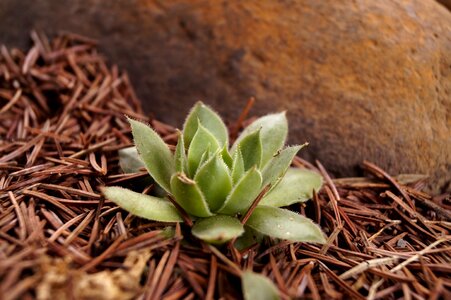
[{"left": 0, "top": 32, "right": 450, "bottom": 300}]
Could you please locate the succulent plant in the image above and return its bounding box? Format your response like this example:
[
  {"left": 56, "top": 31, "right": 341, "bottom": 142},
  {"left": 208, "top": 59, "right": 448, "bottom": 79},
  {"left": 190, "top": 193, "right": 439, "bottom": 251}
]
[{"left": 102, "top": 102, "right": 326, "bottom": 245}]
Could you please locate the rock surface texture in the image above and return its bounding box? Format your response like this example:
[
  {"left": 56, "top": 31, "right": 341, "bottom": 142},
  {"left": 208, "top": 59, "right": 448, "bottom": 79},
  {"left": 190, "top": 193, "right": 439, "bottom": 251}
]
[{"left": 0, "top": 0, "right": 450, "bottom": 192}]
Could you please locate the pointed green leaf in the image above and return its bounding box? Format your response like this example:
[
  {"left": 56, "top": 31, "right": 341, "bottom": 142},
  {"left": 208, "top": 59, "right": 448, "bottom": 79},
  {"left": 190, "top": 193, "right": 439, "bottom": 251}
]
[
  {"left": 129, "top": 119, "right": 175, "bottom": 193},
  {"left": 221, "top": 145, "right": 233, "bottom": 169},
  {"left": 235, "top": 129, "right": 262, "bottom": 170},
  {"left": 242, "top": 271, "right": 280, "bottom": 300},
  {"left": 183, "top": 101, "right": 228, "bottom": 148},
  {"left": 195, "top": 148, "right": 212, "bottom": 176},
  {"left": 195, "top": 154, "right": 233, "bottom": 212},
  {"left": 261, "top": 145, "right": 305, "bottom": 189},
  {"left": 175, "top": 131, "right": 188, "bottom": 173},
  {"left": 246, "top": 206, "right": 326, "bottom": 243},
  {"left": 234, "top": 112, "right": 288, "bottom": 167},
  {"left": 118, "top": 146, "right": 145, "bottom": 173},
  {"left": 170, "top": 173, "right": 213, "bottom": 217},
  {"left": 101, "top": 186, "right": 182, "bottom": 222},
  {"left": 219, "top": 168, "right": 262, "bottom": 215},
  {"left": 192, "top": 215, "right": 244, "bottom": 244},
  {"left": 231, "top": 147, "right": 245, "bottom": 184},
  {"left": 260, "top": 168, "right": 323, "bottom": 207},
  {"left": 187, "top": 123, "right": 220, "bottom": 176}
]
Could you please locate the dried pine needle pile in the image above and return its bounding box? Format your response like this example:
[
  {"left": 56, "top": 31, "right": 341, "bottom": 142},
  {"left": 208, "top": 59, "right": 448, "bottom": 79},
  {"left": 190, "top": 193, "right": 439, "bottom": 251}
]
[{"left": 0, "top": 33, "right": 450, "bottom": 300}]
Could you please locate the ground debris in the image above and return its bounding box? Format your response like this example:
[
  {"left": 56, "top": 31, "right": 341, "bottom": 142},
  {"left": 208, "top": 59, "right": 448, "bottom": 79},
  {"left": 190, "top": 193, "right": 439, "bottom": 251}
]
[
  {"left": 1, "top": 32, "right": 450, "bottom": 300},
  {"left": 37, "top": 250, "right": 150, "bottom": 300}
]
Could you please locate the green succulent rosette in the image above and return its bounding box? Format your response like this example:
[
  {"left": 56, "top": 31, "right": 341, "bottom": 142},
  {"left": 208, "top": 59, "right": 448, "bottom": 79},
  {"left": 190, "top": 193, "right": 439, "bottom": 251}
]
[{"left": 103, "top": 102, "right": 326, "bottom": 245}]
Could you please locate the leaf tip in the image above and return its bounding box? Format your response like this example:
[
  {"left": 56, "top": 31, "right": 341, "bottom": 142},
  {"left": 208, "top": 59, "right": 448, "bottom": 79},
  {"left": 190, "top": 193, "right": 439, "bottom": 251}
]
[
  {"left": 318, "top": 234, "right": 327, "bottom": 244},
  {"left": 194, "top": 100, "right": 204, "bottom": 107},
  {"left": 99, "top": 185, "right": 107, "bottom": 194},
  {"left": 127, "top": 117, "right": 147, "bottom": 132},
  {"left": 125, "top": 115, "right": 136, "bottom": 124}
]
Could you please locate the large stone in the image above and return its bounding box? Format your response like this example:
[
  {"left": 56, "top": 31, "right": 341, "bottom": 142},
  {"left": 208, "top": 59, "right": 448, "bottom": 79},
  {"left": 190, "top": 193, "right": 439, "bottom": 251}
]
[
  {"left": 0, "top": 0, "right": 449, "bottom": 192},
  {"left": 437, "top": 0, "right": 451, "bottom": 10}
]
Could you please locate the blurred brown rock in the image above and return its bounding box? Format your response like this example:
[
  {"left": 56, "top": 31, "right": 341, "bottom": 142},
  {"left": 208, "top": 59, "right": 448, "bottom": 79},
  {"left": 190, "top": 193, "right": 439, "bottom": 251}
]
[
  {"left": 437, "top": 0, "right": 451, "bottom": 10},
  {"left": 0, "top": 0, "right": 450, "bottom": 192}
]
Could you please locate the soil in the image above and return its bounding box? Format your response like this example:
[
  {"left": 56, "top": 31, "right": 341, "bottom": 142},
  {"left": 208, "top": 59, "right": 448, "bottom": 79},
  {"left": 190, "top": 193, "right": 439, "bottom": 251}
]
[{"left": 0, "top": 33, "right": 450, "bottom": 300}]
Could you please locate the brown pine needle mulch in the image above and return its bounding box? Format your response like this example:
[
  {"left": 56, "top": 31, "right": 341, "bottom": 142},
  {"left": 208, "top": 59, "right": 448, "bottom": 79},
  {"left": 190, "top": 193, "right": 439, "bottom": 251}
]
[{"left": 0, "top": 33, "right": 450, "bottom": 300}]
